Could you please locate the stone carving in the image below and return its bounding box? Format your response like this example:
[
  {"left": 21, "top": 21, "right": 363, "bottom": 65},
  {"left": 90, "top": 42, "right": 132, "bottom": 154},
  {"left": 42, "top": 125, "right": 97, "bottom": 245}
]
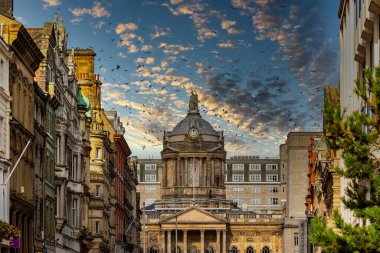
[{"left": 189, "top": 90, "right": 199, "bottom": 112}]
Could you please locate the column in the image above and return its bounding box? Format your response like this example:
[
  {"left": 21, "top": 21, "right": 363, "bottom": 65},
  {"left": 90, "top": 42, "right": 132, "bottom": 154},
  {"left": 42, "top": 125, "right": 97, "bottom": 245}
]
[
  {"left": 207, "top": 158, "right": 211, "bottom": 186},
  {"left": 216, "top": 230, "right": 221, "bottom": 253},
  {"left": 60, "top": 131, "right": 65, "bottom": 165},
  {"left": 201, "top": 230, "right": 205, "bottom": 253},
  {"left": 168, "top": 230, "right": 172, "bottom": 253},
  {"left": 183, "top": 230, "right": 188, "bottom": 253},
  {"left": 174, "top": 158, "right": 178, "bottom": 186},
  {"left": 177, "top": 157, "right": 180, "bottom": 186},
  {"left": 162, "top": 230, "right": 166, "bottom": 253},
  {"left": 185, "top": 158, "right": 188, "bottom": 186},
  {"left": 222, "top": 230, "right": 227, "bottom": 253},
  {"left": 211, "top": 159, "right": 215, "bottom": 186},
  {"left": 199, "top": 158, "right": 203, "bottom": 186}
]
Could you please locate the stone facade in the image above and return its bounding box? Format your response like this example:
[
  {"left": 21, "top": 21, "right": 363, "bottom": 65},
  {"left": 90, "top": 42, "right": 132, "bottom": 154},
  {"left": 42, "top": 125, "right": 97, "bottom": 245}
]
[
  {"left": 281, "top": 132, "right": 322, "bottom": 253},
  {"left": 0, "top": 12, "right": 44, "bottom": 252}
]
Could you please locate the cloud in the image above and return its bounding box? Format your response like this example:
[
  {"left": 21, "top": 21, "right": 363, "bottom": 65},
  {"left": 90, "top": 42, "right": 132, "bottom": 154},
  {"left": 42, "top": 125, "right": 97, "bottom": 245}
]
[
  {"left": 159, "top": 43, "right": 194, "bottom": 55},
  {"left": 129, "top": 45, "right": 138, "bottom": 53},
  {"left": 95, "top": 21, "right": 106, "bottom": 29},
  {"left": 145, "top": 57, "right": 155, "bottom": 64},
  {"left": 71, "top": 1, "right": 110, "bottom": 18},
  {"left": 150, "top": 25, "right": 171, "bottom": 39},
  {"left": 221, "top": 20, "right": 236, "bottom": 30},
  {"left": 117, "top": 52, "right": 127, "bottom": 59},
  {"left": 42, "top": 0, "right": 61, "bottom": 8},
  {"left": 115, "top": 23, "right": 138, "bottom": 34},
  {"left": 217, "top": 41, "right": 235, "bottom": 49},
  {"left": 170, "top": 0, "right": 183, "bottom": 4}
]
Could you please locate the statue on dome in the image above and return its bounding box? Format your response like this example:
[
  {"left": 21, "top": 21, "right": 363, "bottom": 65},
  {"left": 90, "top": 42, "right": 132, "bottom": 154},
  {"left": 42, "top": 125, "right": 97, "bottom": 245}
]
[{"left": 189, "top": 90, "right": 199, "bottom": 113}]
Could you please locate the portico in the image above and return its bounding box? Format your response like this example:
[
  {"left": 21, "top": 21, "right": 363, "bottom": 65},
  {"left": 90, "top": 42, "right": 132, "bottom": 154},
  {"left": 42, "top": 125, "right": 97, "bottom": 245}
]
[{"left": 159, "top": 207, "right": 227, "bottom": 253}]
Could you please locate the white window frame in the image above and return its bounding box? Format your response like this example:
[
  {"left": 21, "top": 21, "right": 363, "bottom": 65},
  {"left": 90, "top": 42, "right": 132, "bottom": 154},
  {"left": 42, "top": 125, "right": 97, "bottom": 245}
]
[
  {"left": 232, "top": 164, "right": 244, "bottom": 171},
  {"left": 232, "top": 187, "right": 244, "bottom": 193},
  {"left": 232, "top": 174, "right": 244, "bottom": 182},
  {"left": 145, "top": 187, "right": 157, "bottom": 193},
  {"left": 145, "top": 174, "right": 157, "bottom": 182},
  {"left": 266, "top": 174, "right": 278, "bottom": 182},
  {"left": 266, "top": 164, "right": 278, "bottom": 171},
  {"left": 251, "top": 187, "right": 261, "bottom": 193},
  {"left": 249, "top": 174, "right": 261, "bottom": 182},
  {"left": 72, "top": 199, "right": 77, "bottom": 226},
  {"left": 145, "top": 164, "right": 157, "bottom": 170},
  {"left": 95, "top": 221, "right": 100, "bottom": 234},
  {"left": 95, "top": 148, "right": 102, "bottom": 159},
  {"left": 267, "top": 187, "right": 278, "bottom": 193},
  {"left": 249, "top": 164, "right": 261, "bottom": 171},
  {"left": 267, "top": 198, "right": 279, "bottom": 205},
  {"left": 250, "top": 198, "right": 261, "bottom": 205}
]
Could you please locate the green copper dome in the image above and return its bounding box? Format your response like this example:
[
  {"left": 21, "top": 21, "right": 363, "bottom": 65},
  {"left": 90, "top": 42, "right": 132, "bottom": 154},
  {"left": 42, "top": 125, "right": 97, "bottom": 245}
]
[{"left": 77, "top": 89, "right": 90, "bottom": 111}]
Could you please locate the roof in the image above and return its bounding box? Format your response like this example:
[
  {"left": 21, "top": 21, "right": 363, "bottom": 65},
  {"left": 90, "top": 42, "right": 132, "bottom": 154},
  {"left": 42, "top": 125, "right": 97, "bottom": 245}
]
[{"left": 169, "top": 114, "right": 219, "bottom": 137}]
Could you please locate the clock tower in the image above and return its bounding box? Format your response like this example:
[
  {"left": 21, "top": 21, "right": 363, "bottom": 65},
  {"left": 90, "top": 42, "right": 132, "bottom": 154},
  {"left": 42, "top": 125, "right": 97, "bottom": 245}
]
[{"left": 161, "top": 91, "right": 227, "bottom": 203}]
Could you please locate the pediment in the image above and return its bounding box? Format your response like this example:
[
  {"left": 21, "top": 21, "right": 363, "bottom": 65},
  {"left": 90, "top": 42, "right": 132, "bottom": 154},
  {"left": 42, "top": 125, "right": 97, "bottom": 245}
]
[{"left": 160, "top": 207, "right": 226, "bottom": 224}]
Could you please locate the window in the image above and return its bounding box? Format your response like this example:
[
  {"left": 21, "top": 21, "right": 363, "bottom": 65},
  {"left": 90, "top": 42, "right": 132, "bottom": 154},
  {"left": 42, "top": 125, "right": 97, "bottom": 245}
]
[
  {"left": 72, "top": 199, "right": 77, "bottom": 226},
  {"left": 250, "top": 198, "right": 261, "bottom": 205},
  {"left": 268, "top": 198, "right": 279, "bottom": 205},
  {"left": 72, "top": 155, "right": 78, "bottom": 180},
  {"left": 233, "top": 199, "right": 244, "bottom": 205},
  {"left": 95, "top": 185, "right": 100, "bottom": 197},
  {"left": 267, "top": 187, "right": 278, "bottom": 193},
  {"left": 95, "top": 221, "right": 100, "bottom": 234},
  {"left": 262, "top": 247, "right": 270, "bottom": 253},
  {"left": 145, "top": 174, "right": 157, "bottom": 182},
  {"left": 266, "top": 174, "right": 278, "bottom": 182},
  {"left": 0, "top": 58, "right": 4, "bottom": 88},
  {"left": 251, "top": 187, "right": 261, "bottom": 193},
  {"left": 232, "top": 187, "right": 244, "bottom": 193},
  {"left": 230, "top": 247, "right": 238, "bottom": 253},
  {"left": 145, "top": 198, "right": 156, "bottom": 205},
  {"left": 145, "top": 164, "right": 157, "bottom": 170},
  {"left": 56, "top": 136, "right": 61, "bottom": 163},
  {"left": 232, "top": 174, "right": 244, "bottom": 182},
  {"left": 137, "top": 164, "right": 141, "bottom": 181},
  {"left": 246, "top": 247, "right": 254, "bottom": 253},
  {"left": 145, "top": 187, "right": 156, "bottom": 193},
  {"left": 294, "top": 233, "right": 299, "bottom": 246},
  {"left": 224, "top": 164, "right": 228, "bottom": 170},
  {"left": 225, "top": 174, "right": 228, "bottom": 182},
  {"left": 266, "top": 164, "right": 278, "bottom": 171},
  {"left": 249, "top": 174, "right": 261, "bottom": 182},
  {"left": 95, "top": 148, "right": 101, "bottom": 159},
  {"left": 232, "top": 164, "right": 244, "bottom": 171},
  {"left": 249, "top": 164, "right": 261, "bottom": 171}
]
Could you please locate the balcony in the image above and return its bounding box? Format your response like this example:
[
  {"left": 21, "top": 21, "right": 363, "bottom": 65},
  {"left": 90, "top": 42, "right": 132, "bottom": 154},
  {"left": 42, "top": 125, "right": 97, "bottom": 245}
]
[
  {"left": 55, "top": 166, "right": 68, "bottom": 180},
  {"left": 67, "top": 181, "right": 83, "bottom": 194},
  {"left": 161, "top": 187, "right": 225, "bottom": 198}
]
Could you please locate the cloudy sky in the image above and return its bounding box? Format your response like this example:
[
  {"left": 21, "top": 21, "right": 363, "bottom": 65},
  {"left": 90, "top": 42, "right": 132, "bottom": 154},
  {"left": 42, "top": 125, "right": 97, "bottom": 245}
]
[{"left": 15, "top": 0, "right": 339, "bottom": 158}]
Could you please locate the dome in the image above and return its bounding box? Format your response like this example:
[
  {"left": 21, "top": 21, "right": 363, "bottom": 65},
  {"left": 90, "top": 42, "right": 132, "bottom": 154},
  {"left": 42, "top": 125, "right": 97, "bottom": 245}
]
[
  {"left": 169, "top": 114, "right": 218, "bottom": 137},
  {"left": 77, "top": 89, "right": 90, "bottom": 111}
]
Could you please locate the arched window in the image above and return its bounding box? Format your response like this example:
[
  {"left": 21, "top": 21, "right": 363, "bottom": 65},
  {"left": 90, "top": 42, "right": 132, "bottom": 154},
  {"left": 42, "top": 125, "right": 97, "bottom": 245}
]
[
  {"left": 149, "top": 246, "right": 159, "bottom": 253},
  {"left": 206, "top": 246, "right": 214, "bottom": 253},
  {"left": 262, "top": 247, "right": 270, "bottom": 253},
  {"left": 246, "top": 246, "right": 255, "bottom": 253},
  {"left": 230, "top": 246, "right": 239, "bottom": 253}
]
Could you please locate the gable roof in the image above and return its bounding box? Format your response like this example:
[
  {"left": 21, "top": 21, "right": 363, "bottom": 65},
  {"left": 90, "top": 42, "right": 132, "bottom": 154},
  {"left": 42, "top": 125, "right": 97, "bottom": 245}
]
[{"left": 160, "top": 206, "right": 227, "bottom": 224}]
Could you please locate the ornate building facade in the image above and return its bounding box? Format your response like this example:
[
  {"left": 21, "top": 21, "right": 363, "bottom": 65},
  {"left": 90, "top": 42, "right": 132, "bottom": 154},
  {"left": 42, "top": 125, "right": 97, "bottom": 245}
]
[
  {"left": 0, "top": 12, "right": 44, "bottom": 253},
  {"left": 142, "top": 92, "right": 283, "bottom": 253}
]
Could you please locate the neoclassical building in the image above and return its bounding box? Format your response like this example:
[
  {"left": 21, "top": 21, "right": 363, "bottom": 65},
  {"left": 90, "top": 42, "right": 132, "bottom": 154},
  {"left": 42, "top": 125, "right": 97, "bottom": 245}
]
[{"left": 143, "top": 92, "right": 283, "bottom": 253}]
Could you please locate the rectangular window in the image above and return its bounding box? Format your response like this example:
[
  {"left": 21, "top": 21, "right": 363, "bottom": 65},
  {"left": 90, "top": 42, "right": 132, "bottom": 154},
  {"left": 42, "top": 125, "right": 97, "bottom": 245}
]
[
  {"left": 232, "top": 164, "right": 244, "bottom": 171},
  {"left": 249, "top": 164, "right": 261, "bottom": 171},
  {"left": 145, "top": 164, "right": 157, "bottom": 170},
  {"left": 268, "top": 198, "right": 279, "bottom": 205},
  {"left": 232, "top": 174, "right": 244, "bottom": 182},
  {"left": 0, "top": 58, "right": 4, "bottom": 88},
  {"left": 137, "top": 164, "right": 141, "bottom": 181},
  {"left": 294, "top": 233, "right": 299, "bottom": 246},
  {"left": 95, "top": 221, "right": 100, "bottom": 234},
  {"left": 95, "top": 185, "right": 100, "bottom": 197},
  {"left": 251, "top": 187, "right": 261, "bottom": 193},
  {"left": 145, "top": 174, "right": 157, "bottom": 182},
  {"left": 72, "top": 199, "right": 77, "bottom": 226},
  {"left": 233, "top": 199, "right": 244, "bottom": 205},
  {"left": 266, "top": 174, "right": 278, "bottom": 182},
  {"left": 250, "top": 198, "right": 261, "bottom": 205},
  {"left": 145, "top": 198, "right": 156, "bottom": 205},
  {"left": 225, "top": 173, "right": 227, "bottom": 182},
  {"left": 266, "top": 164, "right": 278, "bottom": 171},
  {"left": 56, "top": 136, "right": 61, "bottom": 164},
  {"left": 249, "top": 174, "right": 261, "bottom": 182},
  {"left": 232, "top": 187, "right": 244, "bottom": 193},
  {"left": 95, "top": 148, "right": 101, "bottom": 159},
  {"left": 72, "top": 155, "right": 78, "bottom": 180},
  {"left": 267, "top": 187, "right": 278, "bottom": 193},
  {"left": 145, "top": 187, "right": 156, "bottom": 193}
]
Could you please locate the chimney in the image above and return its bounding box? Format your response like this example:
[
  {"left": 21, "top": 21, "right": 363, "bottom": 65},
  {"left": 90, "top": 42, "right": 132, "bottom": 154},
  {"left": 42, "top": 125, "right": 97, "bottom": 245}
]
[{"left": 0, "top": 0, "right": 13, "bottom": 19}]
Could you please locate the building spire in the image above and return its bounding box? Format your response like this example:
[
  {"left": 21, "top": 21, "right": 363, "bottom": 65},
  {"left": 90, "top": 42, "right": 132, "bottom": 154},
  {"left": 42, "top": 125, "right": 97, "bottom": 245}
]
[{"left": 188, "top": 90, "right": 200, "bottom": 115}]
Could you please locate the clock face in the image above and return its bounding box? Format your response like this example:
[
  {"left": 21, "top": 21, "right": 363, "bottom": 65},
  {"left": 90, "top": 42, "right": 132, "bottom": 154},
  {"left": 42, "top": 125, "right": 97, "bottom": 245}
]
[{"left": 188, "top": 127, "right": 200, "bottom": 139}]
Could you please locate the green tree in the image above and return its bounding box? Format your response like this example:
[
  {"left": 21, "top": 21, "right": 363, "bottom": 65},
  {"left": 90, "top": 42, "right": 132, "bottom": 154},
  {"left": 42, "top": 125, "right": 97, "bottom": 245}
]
[{"left": 309, "top": 68, "right": 380, "bottom": 253}]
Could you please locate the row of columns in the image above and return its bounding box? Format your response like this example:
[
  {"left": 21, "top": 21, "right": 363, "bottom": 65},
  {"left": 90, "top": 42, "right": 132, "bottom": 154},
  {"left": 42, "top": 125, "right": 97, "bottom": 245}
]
[
  {"left": 161, "top": 230, "right": 227, "bottom": 253},
  {"left": 163, "top": 157, "right": 224, "bottom": 188}
]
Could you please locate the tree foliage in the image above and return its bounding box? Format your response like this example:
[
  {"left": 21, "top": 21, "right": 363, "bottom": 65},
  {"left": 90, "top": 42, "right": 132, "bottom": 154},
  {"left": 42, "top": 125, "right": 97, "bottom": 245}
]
[{"left": 309, "top": 68, "right": 380, "bottom": 252}]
